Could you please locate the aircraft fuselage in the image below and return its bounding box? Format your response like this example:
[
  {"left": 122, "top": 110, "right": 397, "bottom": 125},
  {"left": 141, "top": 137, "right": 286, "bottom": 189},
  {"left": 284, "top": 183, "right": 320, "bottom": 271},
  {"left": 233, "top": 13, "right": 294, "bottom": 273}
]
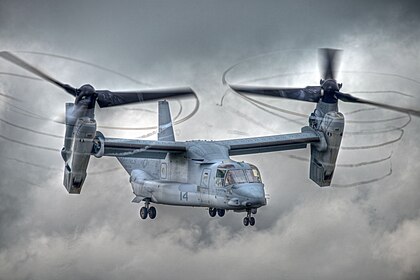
[{"left": 128, "top": 151, "right": 267, "bottom": 212}]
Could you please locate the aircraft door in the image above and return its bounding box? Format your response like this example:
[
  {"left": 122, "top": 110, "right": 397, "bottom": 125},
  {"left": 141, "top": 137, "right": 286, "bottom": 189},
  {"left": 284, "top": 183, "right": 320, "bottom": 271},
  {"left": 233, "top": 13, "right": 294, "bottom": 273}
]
[{"left": 200, "top": 168, "right": 211, "bottom": 204}]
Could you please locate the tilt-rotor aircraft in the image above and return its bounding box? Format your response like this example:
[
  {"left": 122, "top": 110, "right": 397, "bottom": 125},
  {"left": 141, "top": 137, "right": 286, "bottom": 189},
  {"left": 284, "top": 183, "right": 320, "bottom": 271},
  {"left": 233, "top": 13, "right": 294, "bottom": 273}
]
[{"left": 2, "top": 50, "right": 419, "bottom": 227}]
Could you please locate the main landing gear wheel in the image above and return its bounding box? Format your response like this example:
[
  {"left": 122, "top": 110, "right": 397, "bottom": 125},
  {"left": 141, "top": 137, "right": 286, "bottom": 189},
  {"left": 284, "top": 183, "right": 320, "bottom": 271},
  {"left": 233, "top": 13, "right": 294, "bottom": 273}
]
[
  {"left": 209, "top": 208, "right": 217, "bottom": 217},
  {"left": 243, "top": 217, "right": 249, "bottom": 226},
  {"left": 249, "top": 216, "right": 255, "bottom": 226},
  {"left": 140, "top": 207, "right": 148, "bottom": 219},
  {"left": 217, "top": 209, "right": 225, "bottom": 217},
  {"left": 149, "top": 206, "right": 157, "bottom": 219}
]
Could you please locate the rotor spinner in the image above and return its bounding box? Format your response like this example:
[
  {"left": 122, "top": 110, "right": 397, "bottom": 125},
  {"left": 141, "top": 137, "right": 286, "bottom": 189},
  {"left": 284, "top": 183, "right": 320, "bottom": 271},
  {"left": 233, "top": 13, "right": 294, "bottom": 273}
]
[{"left": 75, "top": 84, "right": 97, "bottom": 107}]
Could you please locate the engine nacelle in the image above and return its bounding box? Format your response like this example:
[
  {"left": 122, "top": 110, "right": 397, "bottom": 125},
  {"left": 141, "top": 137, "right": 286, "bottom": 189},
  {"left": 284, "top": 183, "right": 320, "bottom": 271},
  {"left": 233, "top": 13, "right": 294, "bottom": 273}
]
[
  {"left": 63, "top": 117, "right": 97, "bottom": 194},
  {"left": 309, "top": 111, "right": 344, "bottom": 187}
]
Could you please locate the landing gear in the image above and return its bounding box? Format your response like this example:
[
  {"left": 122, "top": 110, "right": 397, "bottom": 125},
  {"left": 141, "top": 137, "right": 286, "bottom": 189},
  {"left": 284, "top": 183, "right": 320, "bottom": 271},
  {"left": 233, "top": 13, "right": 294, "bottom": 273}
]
[
  {"left": 209, "top": 207, "right": 217, "bottom": 217},
  {"left": 140, "top": 207, "right": 148, "bottom": 219},
  {"left": 217, "top": 209, "right": 225, "bottom": 217},
  {"left": 243, "top": 209, "right": 256, "bottom": 227},
  {"left": 249, "top": 216, "right": 255, "bottom": 226},
  {"left": 209, "top": 208, "right": 226, "bottom": 218},
  {"left": 149, "top": 206, "right": 157, "bottom": 219},
  {"left": 139, "top": 199, "right": 157, "bottom": 220}
]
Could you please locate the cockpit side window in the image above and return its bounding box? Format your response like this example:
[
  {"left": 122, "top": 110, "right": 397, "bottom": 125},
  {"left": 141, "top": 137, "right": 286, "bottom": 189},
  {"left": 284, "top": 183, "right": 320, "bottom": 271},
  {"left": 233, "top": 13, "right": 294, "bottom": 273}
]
[
  {"left": 215, "top": 169, "right": 226, "bottom": 187},
  {"left": 216, "top": 169, "right": 226, "bottom": 178}
]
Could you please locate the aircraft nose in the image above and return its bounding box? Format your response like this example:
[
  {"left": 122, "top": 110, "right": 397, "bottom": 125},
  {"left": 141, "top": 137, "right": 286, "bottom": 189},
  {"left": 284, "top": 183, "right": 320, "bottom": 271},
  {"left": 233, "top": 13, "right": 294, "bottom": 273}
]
[{"left": 233, "top": 183, "right": 265, "bottom": 204}]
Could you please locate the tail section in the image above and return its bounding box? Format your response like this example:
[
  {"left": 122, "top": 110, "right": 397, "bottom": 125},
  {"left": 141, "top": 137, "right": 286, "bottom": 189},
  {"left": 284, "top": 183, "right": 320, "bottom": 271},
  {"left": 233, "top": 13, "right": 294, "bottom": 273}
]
[
  {"left": 158, "top": 100, "right": 175, "bottom": 141},
  {"left": 115, "top": 101, "right": 175, "bottom": 175}
]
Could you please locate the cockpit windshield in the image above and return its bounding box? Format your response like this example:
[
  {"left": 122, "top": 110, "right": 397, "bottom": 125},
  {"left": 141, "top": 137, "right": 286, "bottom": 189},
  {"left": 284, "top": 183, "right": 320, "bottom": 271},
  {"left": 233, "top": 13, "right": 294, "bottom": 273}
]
[
  {"left": 247, "top": 165, "right": 262, "bottom": 183},
  {"left": 225, "top": 169, "right": 248, "bottom": 185},
  {"left": 216, "top": 164, "right": 262, "bottom": 186}
]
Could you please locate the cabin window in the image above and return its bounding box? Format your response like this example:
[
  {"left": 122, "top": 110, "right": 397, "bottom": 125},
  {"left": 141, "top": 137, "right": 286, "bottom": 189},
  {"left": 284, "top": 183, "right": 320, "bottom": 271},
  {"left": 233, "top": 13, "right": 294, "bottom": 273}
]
[
  {"left": 160, "top": 163, "right": 167, "bottom": 179},
  {"left": 202, "top": 171, "right": 210, "bottom": 187}
]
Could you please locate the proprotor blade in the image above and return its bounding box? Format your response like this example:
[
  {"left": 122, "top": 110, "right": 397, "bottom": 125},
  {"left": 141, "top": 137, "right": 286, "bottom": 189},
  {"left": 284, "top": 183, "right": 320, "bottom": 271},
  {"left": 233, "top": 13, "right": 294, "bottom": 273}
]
[
  {"left": 228, "top": 84, "right": 322, "bottom": 103},
  {"left": 318, "top": 48, "right": 342, "bottom": 80},
  {"left": 336, "top": 92, "right": 420, "bottom": 117},
  {"left": 95, "top": 87, "right": 196, "bottom": 108},
  {"left": 0, "top": 51, "right": 77, "bottom": 96}
]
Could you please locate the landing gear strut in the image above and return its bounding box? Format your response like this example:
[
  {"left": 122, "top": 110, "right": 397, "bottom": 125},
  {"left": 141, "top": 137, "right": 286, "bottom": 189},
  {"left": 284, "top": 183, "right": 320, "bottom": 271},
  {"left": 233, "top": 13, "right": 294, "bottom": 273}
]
[
  {"left": 139, "top": 198, "right": 157, "bottom": 220},
  {"left": 243, "top": 209, "right": 256, "bottom": 226}
]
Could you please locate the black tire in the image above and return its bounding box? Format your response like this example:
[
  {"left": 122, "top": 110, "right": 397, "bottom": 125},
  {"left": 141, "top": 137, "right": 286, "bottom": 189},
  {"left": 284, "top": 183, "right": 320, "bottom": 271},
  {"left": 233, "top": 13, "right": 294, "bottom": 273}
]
[
  {"left": 217, "top": 209, "right": 225, "bottom": 217},
  {"left": 243, "top": 217, "right": 249, "bottom": 226},
  {"left": 209, "top": 208, "right": 216, "bottom": 217},
  {"left": 149, "top": 206, "right": 157, "bottom": 219},
  {"left": 140, "top": 207, "right": 148, "bottom": 219},
  {"left": 249, "top": 217, "right": 255, "bottom": 226}
]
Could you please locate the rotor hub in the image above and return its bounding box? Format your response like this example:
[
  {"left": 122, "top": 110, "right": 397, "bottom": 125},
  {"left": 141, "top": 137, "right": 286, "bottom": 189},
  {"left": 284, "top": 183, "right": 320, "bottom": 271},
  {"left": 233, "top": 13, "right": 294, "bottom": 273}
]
[
  {"left": 75, "top": 84, "right": 97, "bottom": 107},
  {"left": 320, "top": 80, "right": 339, "bottom": 103},
  {"left": 77, "top": 84, "right": 96, "bottom": 96},
  {"left": 321, "top": 79, "right": 339, "bottom": 92}
]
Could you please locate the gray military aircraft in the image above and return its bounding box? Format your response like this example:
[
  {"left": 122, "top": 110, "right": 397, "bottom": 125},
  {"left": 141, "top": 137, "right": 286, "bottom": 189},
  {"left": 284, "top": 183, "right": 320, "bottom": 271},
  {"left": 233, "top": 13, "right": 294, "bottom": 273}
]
[{"left": 2, "top": 49, "right": 419, "bottom": 227}]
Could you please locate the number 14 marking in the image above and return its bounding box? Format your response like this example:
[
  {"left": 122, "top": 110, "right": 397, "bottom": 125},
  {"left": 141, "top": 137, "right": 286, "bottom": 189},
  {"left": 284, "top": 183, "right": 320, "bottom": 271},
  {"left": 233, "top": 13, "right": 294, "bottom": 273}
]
[{"left": 180, "top": 192, "right": 188, "bottom": 201}]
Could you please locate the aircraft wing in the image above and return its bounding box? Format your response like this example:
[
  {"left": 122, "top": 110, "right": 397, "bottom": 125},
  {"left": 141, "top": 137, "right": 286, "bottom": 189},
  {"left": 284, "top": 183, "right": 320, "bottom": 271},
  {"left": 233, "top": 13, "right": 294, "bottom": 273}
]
[
  {"left": 216, "top": 128, "right": 320, "bottom": 156},
  {"left": 101, "top": 138, "right": 187, "bottom": 159},
  {"left": 99, "top": 127, "right": 320, "bottom": 158}
]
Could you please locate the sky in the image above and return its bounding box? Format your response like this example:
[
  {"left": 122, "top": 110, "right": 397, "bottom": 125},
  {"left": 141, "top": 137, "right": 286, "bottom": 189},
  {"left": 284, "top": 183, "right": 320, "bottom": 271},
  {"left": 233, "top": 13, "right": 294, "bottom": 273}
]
[{"left": 0, "top": 0, "right": 420, "bottom": 279}]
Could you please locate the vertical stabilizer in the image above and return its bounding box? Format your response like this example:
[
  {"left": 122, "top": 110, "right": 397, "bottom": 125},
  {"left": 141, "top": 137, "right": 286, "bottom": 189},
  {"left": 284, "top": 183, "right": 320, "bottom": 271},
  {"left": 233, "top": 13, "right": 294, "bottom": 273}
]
[{"left": 158, "top": 101, "right": 175, "bottom": 141}]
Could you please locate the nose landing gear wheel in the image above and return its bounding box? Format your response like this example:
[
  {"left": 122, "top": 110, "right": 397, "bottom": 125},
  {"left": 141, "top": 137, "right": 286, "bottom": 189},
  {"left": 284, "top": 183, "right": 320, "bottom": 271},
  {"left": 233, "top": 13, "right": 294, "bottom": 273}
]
[
  {"left": 149, "top": 206, "right": 157, "bottom": 219},
  {"left": 209, "top": 208, "right": 217, "bottom": 217},
  {"left": 140, "top": 207, "right": 148, "bottom": 219},
  {"left": 249, "top": 216, "right": 255, "bottom": 226},
  {"left": 243, "top": 209, "right": 256, "bottom": 227},
  {"left": 217, "top": 209, "right": 225, "bottom": 217}
]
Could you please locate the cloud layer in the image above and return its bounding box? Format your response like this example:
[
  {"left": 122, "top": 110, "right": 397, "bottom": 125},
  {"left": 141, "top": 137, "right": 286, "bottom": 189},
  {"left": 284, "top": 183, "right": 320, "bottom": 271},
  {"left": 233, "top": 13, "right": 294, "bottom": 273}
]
[{"left": 0, "top": 0, "right": 419, "bottom": 279}]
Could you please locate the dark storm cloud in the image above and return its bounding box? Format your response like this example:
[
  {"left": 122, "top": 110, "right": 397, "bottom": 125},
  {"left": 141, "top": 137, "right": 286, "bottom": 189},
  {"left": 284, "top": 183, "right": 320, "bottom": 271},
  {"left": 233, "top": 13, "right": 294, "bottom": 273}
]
[{"left": 1, "top": 0, "right": 420, "bottom": 279}]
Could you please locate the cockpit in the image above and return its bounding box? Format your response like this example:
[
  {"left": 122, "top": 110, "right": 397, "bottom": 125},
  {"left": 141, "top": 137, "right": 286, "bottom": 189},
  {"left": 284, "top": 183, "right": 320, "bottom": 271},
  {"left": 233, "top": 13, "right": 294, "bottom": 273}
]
[{"left": 215, "top": 162, "right": 262, "bottom": 187}]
